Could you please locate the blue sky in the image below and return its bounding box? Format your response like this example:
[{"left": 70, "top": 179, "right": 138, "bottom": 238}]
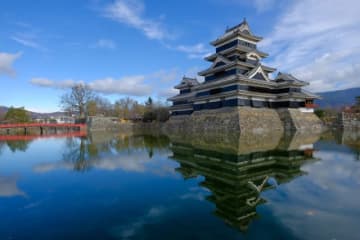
[{"left": 1, "top": 0, "right": 359, "bottom": 112}]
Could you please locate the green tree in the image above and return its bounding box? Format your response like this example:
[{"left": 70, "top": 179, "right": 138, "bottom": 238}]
[
  {"left": 115, "top": 97, "right": 132, "bottom": 119},
  {"left": 155, "top": 106, "right": 170, "bottom": 122},
  {"left": 143, "top": 111, "right": 156, "bottom": 122},
  {"left": 145, "top": 97, "right": 153, "bottom": 107},
  {"left": 4, "top": 107, "right": 31, "bottom": 123},
  {"left": 0, "top": 112, "right": 5, "bottom": 122},
  {"left": 114, "top": 97, "right": 145, "bottom": 120},
  {"left": 94, "top": 96, "right": 113, "bottom": 116},
  {"left": 87, "top": 100, "right": 98, "bottom": 116},
  {"left": 142, "top": 98, "right": 170, "bottom": 122},
  {"left": 143, "top": 97, "right": 155, "bottom": 122},
  {"left": 314, "top": 109, "right": 325, "bottom": 119}
]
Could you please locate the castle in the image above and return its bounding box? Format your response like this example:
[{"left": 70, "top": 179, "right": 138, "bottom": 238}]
[{"left": 167, "top": 19, "right": 322, "bottom": 133}]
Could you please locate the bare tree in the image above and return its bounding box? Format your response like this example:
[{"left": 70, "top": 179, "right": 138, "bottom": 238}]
[{"left": 60, "top": 84, "right": 96, "bottom": 118}]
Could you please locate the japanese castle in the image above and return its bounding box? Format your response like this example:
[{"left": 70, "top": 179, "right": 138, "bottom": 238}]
[{"left": 168, "top": 19, "right": 318, "bottom": 116}]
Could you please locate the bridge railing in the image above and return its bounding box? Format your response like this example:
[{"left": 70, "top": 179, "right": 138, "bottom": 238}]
[{"left": 0, "top": 123, "right": 86, "bottom": 129}]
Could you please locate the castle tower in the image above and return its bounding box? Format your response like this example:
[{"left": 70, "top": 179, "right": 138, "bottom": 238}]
[{"left": 168, "top": 19, "right": 319, "bottom": 116}]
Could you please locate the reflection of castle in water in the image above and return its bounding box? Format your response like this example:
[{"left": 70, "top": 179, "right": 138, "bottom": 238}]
[{"left": 169, "top": 131, "right": 320, "bottom": 232}]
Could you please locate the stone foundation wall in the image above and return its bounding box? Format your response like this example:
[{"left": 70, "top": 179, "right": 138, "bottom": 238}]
[
  {"left": 87, "top": 116, "right": 133, "bottom": 132},
  {"left": 238, "top": 107, "right": 283, "bottom": 133},
  {"left": 165, "top": 107, "right": 322, "bottom": 135},
  {"left": 85, "top": 107, "right": 322, "bottom": 136},
  {"left": 277, "top": 108, "right": 322, "bottom": 132},
  {"left": 164, "top": 107, "right": 285, "bottom": 136},
  {"left": 338, "top": 112, "right": 360, "bottom": 129}
]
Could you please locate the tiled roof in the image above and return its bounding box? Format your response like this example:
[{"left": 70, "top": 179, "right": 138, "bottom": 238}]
[
  {"left": 174, "top": 77, "right": 200, "bottom": 89},
  {"left": 275, "top": 72, "right": 308, "bottom": 85}
]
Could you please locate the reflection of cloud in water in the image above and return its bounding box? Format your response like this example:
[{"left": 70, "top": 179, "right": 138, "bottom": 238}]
[
  {"left": 180, "top": 187, "right": 209, "bottom": 201},
  {"left": 33, "top": 149, "right": 177, "bottom": 176},
  {"left": 0, "top": 175, "right": 26, "bottom": 198},
  {"left": 307, "top": 151, "right": 360, "bottom": 189},
  {"left": 23, "top": 199, "right": 45, "bottom": 209},
  {"left": 110, "top": 206, "right": 166, "bottom": 239},
  {"left": 266, "top": 148, "right": 360, "bottom": 240}
]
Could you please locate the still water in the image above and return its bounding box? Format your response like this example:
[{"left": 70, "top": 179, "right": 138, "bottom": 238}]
[{"left": 0, "top": 131, "right": 359, "bottom": 240}]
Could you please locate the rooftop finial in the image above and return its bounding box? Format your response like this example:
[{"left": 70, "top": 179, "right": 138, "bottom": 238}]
[{"left": 243, "top": 17, "right": 247, "bottom": 24}]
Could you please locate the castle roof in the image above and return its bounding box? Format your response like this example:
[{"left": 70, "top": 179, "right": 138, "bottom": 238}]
[
  {"left": 211, "top": 19, "right": 263, "bottom": 46},
  {"left": 275, "top": 72, "right": 308, "bottom": 86},
  {"left": 174, "top": 77, "right": 200, "bottom": 89},
  {"left": 225, "top": 18, "right": 252, "bottom": 35},
  {"left": 205, "top": 46, "right": 269, "bottom": 61}
]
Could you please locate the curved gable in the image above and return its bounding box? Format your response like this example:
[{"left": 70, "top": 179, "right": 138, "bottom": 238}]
[
  {"left": 247, "top": 65, "right": 269, "bottom": 81},
  {"left": 246, "top": 52, "right": 262, "bottom": 61},
  {"left": 210, "top": 55, "right": 231, "bottom": 69}
]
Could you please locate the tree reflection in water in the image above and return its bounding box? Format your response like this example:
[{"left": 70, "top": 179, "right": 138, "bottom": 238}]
[
  {"left": 6, "top": 140, "right": 32, "bottom": 153},
  {"left": 62, "top": 137, "right": 91, "bottom": 172},
  {"left": 60, "top": 133, "right": 171, "bottom": 172},
  {"left": 0, "top": 142, "right": 4, "bottom": 156}
]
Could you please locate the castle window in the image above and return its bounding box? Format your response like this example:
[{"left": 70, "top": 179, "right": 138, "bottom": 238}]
[
  {"left": 214, "top": 61, "right": 226, "bottom": 68},
  {"left": 180, "top": 89, "right": 191, "bottom": 94},
  {"left": 210, "top": 88, "right": 222, "bottom": 95}
]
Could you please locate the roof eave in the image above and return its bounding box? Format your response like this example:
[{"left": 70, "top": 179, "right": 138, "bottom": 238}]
[{"left": 210, "top": 32, "right": 263, "bottom": 46}]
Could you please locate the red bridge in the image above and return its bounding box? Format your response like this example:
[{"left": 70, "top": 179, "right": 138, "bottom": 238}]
[
  {"left": 0, "top": 131, "right": 87, "bottom": 141},
  {"left": 0, "top": 123, "right": 86, "bottom": 129},
  {"left": 0, "top": 123, "right": 86, "bottom": 135}
]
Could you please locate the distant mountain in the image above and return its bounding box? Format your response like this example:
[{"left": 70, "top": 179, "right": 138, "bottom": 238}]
[
  {"left": 0, "top": 106, "right": 8, "bottom": 116},
  {"left": 315, "top": 87, "right": 360, "bottom": 109},
  {"left": 29, "top": 111, "right": 68, "bottom": 119},
  {"left": 0, "top": 106, "right": 66, "bottom": 119}
]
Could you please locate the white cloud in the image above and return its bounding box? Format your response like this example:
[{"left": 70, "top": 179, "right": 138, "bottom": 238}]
[
  {"left": 30, "top": 68, "right": 185, "bottom": 98},
  {"left": 11, "top": 36, "right": 40, "bottom": 49},
  {"left": 155, "top": 66, "right": 206, "bottom": 99},
  {"left": 253, "top": 0, "right": 275, "bottom": 12},
  {"left": 30, "top": 75, "right": 151, "bottom": 96},
  {"left": 184, "top": 66, "right": 204, "bottom": 82},
  {"left": 91, "top": 39, "right": 117, "bottom": 49},
  {"left": 11, "top": 32, "right": 46, "bottom": 51},
  {"left": 150, "top": 69, "right": 178, "bottom": 83},
  {"left": 261, "top": 0, "right": 360, "bottom": 92},
  {"left": 0, "top": 51, "right": 22, "bottom": 77},
  {"left": 102, "top": 0, "right": 213, "bottom": 59},
  {"left": 88, "top": 76, "right": 151, "bottom": 96},
  {"left": 103, "top": 0, "right": 168, "bottom": 40},
  {"left": 157, "top": 88, "right": 177, "bottom": 98},
  {"left": 30, "top": 78, "right": 84, "bottom": 89},
  {"left": 175, "top": 43, "right": 211, "bottom": 59}
]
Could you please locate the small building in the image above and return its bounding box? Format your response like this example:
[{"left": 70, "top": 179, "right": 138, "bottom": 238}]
[
  {"left": 168, "top": 19, "right": 319, "bottom": 116},
  {"left": 54, "top": 116, "right": 75, "bottom": 124}
]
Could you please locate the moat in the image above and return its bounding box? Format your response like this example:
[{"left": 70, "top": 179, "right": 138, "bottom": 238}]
[{"left": 0, "top": 130, "right": 359, "bottom": 240}]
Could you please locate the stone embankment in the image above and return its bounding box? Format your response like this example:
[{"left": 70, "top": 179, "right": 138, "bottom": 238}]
[
  {"left": 277, "top": 108, "right": 323, "bottom": 132},
  {"left": 162, "top": 107, "right": 284, "bottom": 136},
  {"left": 87, "top": 116, "right": 133, "bottom": 132},
  {"left": 164, "top": 107, "right": 322, "bottom": 135},
  {"left": 338, "top": 112, "right": 360, "bottom": 130},
  {"left": 86, "top": 107, "right": 323, "bottom": 135}
]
